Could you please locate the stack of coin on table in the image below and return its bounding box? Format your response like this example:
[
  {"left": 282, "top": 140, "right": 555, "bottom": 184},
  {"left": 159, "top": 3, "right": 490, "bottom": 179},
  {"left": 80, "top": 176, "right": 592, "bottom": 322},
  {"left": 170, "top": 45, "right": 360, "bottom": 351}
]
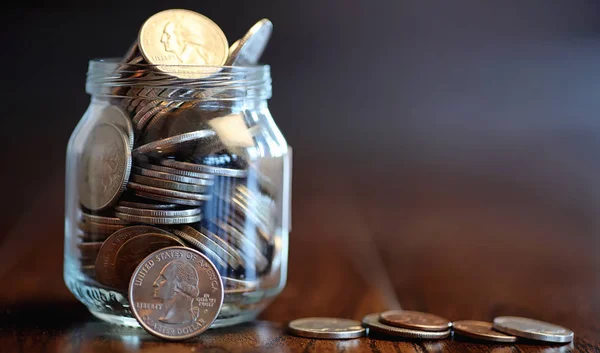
[
  {"left": 75, "top": 8, "right": 277, "bottom": 340},
  {"left": 288, "top": 311, "right": 574, "bottom": 345}
]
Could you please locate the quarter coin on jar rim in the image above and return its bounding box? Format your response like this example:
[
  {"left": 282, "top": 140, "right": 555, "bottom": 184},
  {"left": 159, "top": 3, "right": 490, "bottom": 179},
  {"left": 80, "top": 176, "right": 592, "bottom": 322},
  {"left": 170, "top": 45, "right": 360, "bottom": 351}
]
[
  {"left": 493, "top": 316, "right": 574, "bottom": 343},
  {"left": 288, "top": 317, "right": 365, "bottom": 339},
  {"left": 113, "top": 232, "right": 185, "bottom": 290},
  {"left": 226, "top": 19, "right": 273, "bottom": 66},
  {"left": 379, "top": 310, "right": 452, "bottom": 332},
  {"left": 78, "top": 123, "right": 132, "bottom": 211},
  {"left": 95, "top": 225, "right": 172, "bottom": 287},
  {"left": 452, "top": 320, "right": 518, "bottom": 343},
  {"left": 362, "top": 313, "right": 451, "bottom": 340},
  {"left": 129, "top": 246, "right": 224, "bottom": 341},
  {"left": 138, "top": 9, "right": 229, "bottom": 79}
]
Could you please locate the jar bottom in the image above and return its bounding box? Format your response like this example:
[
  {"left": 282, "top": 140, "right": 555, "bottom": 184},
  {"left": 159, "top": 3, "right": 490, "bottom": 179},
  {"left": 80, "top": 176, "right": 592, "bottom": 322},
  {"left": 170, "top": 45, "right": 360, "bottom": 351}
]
[{"left": 65, "top": 263, "right": 279, "bottom": 329}]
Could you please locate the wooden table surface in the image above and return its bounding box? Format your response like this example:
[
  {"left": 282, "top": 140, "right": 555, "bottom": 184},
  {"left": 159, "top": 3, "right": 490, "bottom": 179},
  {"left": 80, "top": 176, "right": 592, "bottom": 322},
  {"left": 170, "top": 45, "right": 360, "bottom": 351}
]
[{"left": 0, "top": 149, "right": 597, "bottom": 353}]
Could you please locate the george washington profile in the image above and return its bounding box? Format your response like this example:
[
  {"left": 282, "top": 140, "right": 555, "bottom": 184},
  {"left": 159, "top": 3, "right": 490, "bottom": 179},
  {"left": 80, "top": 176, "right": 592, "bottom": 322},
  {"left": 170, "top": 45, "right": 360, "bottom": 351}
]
[
  {"left": 160, "top": 21, "right": 211, "bottom": 64},
  {"left": 153, "top": 259, "right": 200, "bottom": 324}
]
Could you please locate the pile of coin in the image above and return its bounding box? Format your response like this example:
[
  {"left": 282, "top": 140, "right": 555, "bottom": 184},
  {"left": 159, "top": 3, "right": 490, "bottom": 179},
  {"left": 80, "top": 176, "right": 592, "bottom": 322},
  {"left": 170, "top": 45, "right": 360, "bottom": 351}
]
[
  {"left": 74, "top": 8, "right": 279, "bottom": 337},
  {"left": 288, "top": 311, "right": 574, "bottom": 344}
]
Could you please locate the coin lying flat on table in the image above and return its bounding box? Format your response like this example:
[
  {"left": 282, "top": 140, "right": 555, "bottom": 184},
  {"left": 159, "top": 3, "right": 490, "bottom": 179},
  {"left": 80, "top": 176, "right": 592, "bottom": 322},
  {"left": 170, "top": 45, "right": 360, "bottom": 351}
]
[
  {"left": 288, "top": 317, "right": 365, "bottom": 339},
  {"left": 78, "top": 123, "right": 132, "bottom": 211},
  {"left": 452, "top": 320, "right": 518, "bottom": 343},
  {"left": 379, "top": 310, "right": 452, "bottom": 332},
  {"left": 493, "top": 316, "right": 574, "bottom": 343},
  {"left": 129, "top": 246, "right": 224, "bottom": 340},
  {"left": 362, "top": 313, "right": 451, "bottom": 340}
]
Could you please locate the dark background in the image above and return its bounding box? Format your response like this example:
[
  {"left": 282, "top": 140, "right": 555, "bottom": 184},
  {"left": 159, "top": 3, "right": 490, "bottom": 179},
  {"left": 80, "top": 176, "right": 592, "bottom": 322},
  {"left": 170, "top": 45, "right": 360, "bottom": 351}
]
[{"left": 2, "top": 0, "right": 600, "bottom": 307}]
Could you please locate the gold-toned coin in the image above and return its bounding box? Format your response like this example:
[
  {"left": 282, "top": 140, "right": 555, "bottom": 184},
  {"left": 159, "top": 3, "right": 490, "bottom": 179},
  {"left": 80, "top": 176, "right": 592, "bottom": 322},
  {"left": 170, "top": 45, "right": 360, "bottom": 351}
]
[
  {"left": 453, "top": 320, "right": 517, "bottom": 343},
  {"left": 138, "top": 9, "right": 228, "bottom": 78},
  {"left": 379, "top": 310, "right": 452, "bottom": 332}
]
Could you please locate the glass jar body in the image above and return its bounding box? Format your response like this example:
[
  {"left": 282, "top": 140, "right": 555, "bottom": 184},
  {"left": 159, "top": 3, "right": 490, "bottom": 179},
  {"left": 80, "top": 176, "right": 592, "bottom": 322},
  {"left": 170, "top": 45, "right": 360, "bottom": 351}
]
[{"left": 64, "top": 66, "right": 290, "bottom": 328}]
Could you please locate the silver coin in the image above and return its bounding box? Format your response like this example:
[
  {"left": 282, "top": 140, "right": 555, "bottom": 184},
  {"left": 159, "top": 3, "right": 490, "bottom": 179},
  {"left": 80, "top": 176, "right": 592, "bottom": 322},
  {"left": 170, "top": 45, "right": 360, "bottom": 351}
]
[
  {"left": 129, "top": 246, "right": 224, "bottom": 340},
  {"left": 160, "top": 159, "right": 248, "bottom": 178},
  {"left": 132, "top": 166, "right": 213, "bottom": 186},
  {"left": 115, "top": 212, "right": 202, "bottom": 225},
  {"left": 200, "top": 227, "right": 249, "bottom": 269},
  {"left": 97, "top": 105, "right": 135, "bottom": 148},
  {"left": 79, "top": 123, "right": 132, "bottom": 211},
  {"left": 288, "top": 317, "right": 365, "bottom": 340},
  {"left": 175, "top": 226, "right": 242, "bottom": 270},
  {"left": 209, "top": 223, "right": 268, "bottom": 272},
  {"left": 452, "top": 320, "right": 517, "bottom": 343},
  {"left": 171, "top": 229, "right": 229, "bottom": 270},
  {"left": 127, "top": 182, "right": 210, "bottom": 201},
  {"left": 115, "top": 206, "right": 201, "bottom": 217},
  {"left": 131, "top": 174, "right": 209, "bottom": 193},
  {"left": 362, "top": 313, "right": 451, "bottom": 339},
  {"left": 493, "top": 316, "right": 574, "bottom": 343},
  {"left": 226, "top": 19, "right": 273, "bottom": 66},
  {"left": 81, "top": 213, "right": 130, "bottom": 225},
  {"left": 133, "top": 130, "right": 216, "bottom": 157},
  {"left": 221, "top": 277, "right": 259, "bottom": 294},
  {"left": 214, "top": 220, "right": 268, "bottom": 256},
  {"left": 118, "top": 200, "right": 178, "bottom": 210},
  {"left": 136, "top": 164, "right": 214, "bottom": 182},
  {"left": 133, "top": 190, "right": 204, "bottom": 206}
]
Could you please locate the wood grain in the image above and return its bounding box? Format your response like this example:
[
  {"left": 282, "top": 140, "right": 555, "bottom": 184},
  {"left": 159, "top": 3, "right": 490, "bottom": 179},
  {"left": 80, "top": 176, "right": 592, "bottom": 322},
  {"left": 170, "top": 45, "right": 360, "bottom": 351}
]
[{"left": 0, "top": 150, "right": 597, "bottom": 352}]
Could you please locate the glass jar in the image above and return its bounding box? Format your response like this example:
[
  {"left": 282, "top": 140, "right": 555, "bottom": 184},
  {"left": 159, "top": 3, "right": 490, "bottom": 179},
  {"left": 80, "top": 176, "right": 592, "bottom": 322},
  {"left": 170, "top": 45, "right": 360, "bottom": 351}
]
[{"left": 64, "top": 59, "right": 291, "bottom": 328}]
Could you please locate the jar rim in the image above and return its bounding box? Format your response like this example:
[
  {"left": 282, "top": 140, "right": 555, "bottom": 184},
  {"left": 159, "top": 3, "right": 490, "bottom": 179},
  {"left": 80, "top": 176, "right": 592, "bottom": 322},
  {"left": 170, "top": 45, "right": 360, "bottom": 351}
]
[
  {"left": 89, "top": 58, "right": 270, "bottom": 73},
  {"left": 86, "top": 58, "right": 272, "bottom": 101}
]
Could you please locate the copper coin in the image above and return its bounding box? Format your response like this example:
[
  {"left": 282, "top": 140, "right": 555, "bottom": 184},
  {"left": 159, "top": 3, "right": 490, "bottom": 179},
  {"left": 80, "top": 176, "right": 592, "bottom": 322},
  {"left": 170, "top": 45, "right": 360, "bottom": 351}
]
[
  {"left": 77, "top": 242, "right": 103, "bottom": 259},
  {"left": 95, "top": 225, "right": 172, "bottom": 288},
  {"left": 379, "top": 310, "right": 452, "bottom": 332},
  {"left": 362, "top": 313, "right": 451, "bottom": 339},
  {"left": 114, "top": 233, "right": 185, "bottom": 290},
  {"left": 453, "top": 320, "right": 517, "bottom": 342},
  {"left": 78, "top": 221, "right": 125, "bottom": 235},
  {"left": 129, "top": 246, "right": 224, "bottom": 340}
]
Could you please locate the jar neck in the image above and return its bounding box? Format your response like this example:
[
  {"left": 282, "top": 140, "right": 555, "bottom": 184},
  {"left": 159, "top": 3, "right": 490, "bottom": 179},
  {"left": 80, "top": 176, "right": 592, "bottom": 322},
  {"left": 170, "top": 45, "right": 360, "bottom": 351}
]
[{"left": 86, "top": 59, "right": 272, "bottom": 103}]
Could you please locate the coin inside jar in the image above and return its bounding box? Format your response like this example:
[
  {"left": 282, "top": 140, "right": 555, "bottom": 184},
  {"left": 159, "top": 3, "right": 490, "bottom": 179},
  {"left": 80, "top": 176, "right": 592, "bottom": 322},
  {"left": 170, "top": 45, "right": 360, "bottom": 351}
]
[
  {"left": 379, "top": 310, "right": 452, "bottom": 332},
  {"left": 113, "top": 232, "right": 184, "bottom": 290},
  {"left": 129, "top": 246, "right": 224, "bottom": 340}
]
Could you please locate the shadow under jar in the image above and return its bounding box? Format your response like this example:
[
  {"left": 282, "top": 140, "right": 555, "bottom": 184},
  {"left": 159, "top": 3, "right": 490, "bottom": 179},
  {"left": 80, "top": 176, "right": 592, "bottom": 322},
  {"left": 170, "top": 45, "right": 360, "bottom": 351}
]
[{"left": 64, "top": 59, "right": 291, "bottom": 328}]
